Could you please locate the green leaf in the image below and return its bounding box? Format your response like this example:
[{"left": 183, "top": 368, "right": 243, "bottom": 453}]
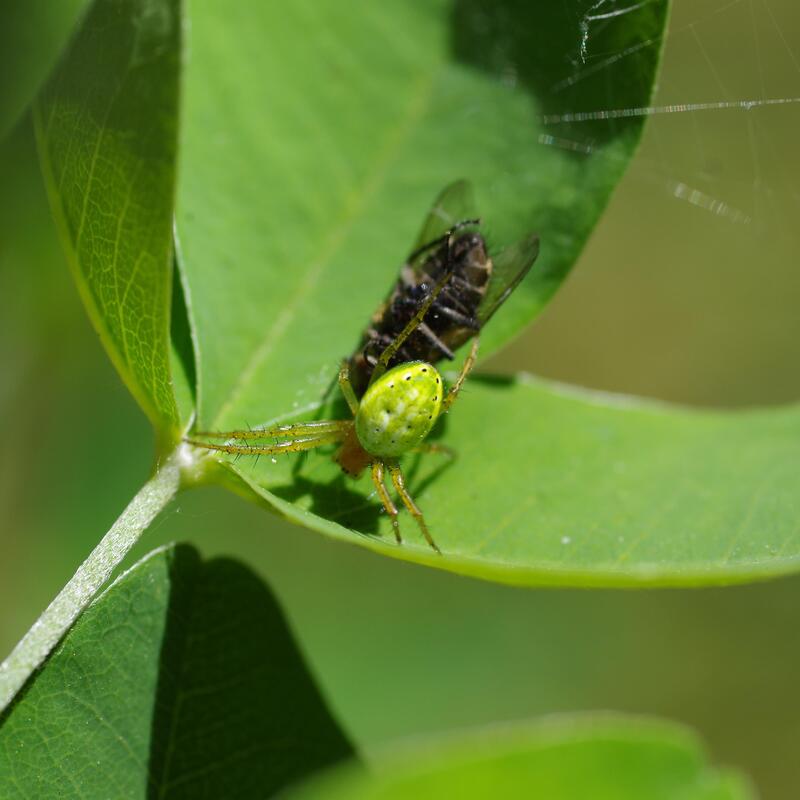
[
  {"left": 0, "top": 0, "right": 90, "bottom": 140},
  {"left": 219, "top": 377, "right": 800, "bottom": 587},
  {"left": 177, "top": 1, "right": 669, "bottom": 431},
  {"left": 285, "top": 716, "right": 752, "bottom": 800},
  {"left": 34, "top": 0, "right": 185, "bottom": 437},
  {"left": 0, "top": 544, "right": 354, "bottom": 798}
]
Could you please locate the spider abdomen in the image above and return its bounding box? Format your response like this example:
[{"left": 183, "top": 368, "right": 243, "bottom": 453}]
[{"left": 355, "top": 362, "right": 443, "bottom": 457}]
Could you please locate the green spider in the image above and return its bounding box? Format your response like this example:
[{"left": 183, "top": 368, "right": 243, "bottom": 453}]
[
  {"left": 188, "top": 183, "right": 539, "bottom": 553},
  {"left": 187, "top": 253, "right": 477, "bottom": 554}
]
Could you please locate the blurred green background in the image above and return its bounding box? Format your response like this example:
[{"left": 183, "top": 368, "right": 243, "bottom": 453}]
[{"left": 2, "top": 1, "right": 799, "bottom": 798}]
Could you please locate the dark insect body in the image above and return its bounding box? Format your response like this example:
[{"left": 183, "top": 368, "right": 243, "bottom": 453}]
[
  {"left": 348, "top": 225, "right": 490, "bottom": 396},
  {"left": 347, "top": 181, "right": 540, "bottom": 396}
]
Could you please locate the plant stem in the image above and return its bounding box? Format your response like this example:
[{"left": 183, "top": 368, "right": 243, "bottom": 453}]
[{"left": 0, "top": 451, "right": 183, "bottom": 712}]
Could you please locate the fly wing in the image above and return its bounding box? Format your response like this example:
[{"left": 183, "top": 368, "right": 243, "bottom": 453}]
[
  {"left": 408, "top": 180, "right": 478, "bottom": 274},
  {"left": 477, "top": 233, "right": 540, "bottom": 325}
]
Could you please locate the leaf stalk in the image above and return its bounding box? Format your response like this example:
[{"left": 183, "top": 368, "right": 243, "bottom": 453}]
[{"left": 0, "top": 450, "right": 183, "bottom": 712}]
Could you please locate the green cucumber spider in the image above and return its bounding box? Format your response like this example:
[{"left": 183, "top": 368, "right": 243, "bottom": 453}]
[{"left": 187, "top": 228, "right": 479, "bottom": 554}]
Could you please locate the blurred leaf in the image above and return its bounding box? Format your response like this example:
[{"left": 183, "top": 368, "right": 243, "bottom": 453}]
[
  {"left": 286, "top": 716, "right": 752, "bottom": 800},
  {"left": 34, "top": 0, "right": 186, "bottom": 437},
  {"left": 221, "top": 376, "right": 800, "bottom": 586},
  {"left": 0, "top": 544, "right": 354, "bottom": 798},
  {"left": 177, "top": 1, "right": 669, "bottom": 430},
  {"left": 0, "top": 0, "right": 90, "bottom": 140}
]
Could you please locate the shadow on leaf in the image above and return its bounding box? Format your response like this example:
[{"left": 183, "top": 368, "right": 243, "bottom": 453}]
[
  {"left": 273, "top": 444, "right": 457, "bottom": 541},
  {"left": 147, "top": 546, "right": 354, "bottom": 797},
  {"left": 0, "top": 544, "right": 355, "bottom": 797}
]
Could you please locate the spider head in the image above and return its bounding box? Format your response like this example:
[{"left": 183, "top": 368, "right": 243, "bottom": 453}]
[{"left": 334, "top": 426, "right": 372, "bottom": 477}]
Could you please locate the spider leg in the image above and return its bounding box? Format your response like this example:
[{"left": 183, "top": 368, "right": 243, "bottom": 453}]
[
  {"left": 372, "top": 231, "right": 463, "bottom": 383},
  {"left": 185, "top": 431, "right": 347, "bottom": 457},
  {"left": 193, "top": 420, "right": 349, "bottom": 439},
  {"left": 441, "top": 337, "right": 479, "bottom": 414},
  {"left": 338, "top": 360, "right": 359, "bottom": 416},
  {"left": 371, "top": 461, "right": 402, "bottom": 544},
  {"left": 292, "top": 369, "right": 343, "bottom": 477},
  {"left": 387, "top": 461, "right": 440, "bottom": 554}
]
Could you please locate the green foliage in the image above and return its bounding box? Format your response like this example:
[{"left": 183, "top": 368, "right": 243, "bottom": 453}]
[
  {"left": 286, "top": 717, "right": 752, "bottom": 800},
  {"left": 0, "top": 538, "right": 753, "bottom": 799},
  {"left": 224, "top": 376, "right": 800, "bottom": 586},
  {"left": 177, "top": 1, "right": 669, "bottom": 431},
  {"left": 31, "top": 0, "right": 800, "bottom": 587},
  {"left": 0, "top": 0, "right": 90, "bottom": 139},
  {"left": 34, "top": 0, "right": 184, "bottom": 436},
  {"left": 171, "top": 0, "right": 758, "bottom": 587},
  {"left": 0, "top": 1, "right": 784, "bottom": 794},
  {"left": 0, "top": 544, "right": 354, "bottom": 797}
]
